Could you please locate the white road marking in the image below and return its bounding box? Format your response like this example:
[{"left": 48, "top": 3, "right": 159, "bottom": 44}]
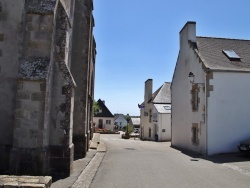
[{"left": 221, "top": 163, "right": 250, "bottom": 177}]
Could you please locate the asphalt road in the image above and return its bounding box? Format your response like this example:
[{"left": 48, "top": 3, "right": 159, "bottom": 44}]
[{"left": 90, "top": 134, "right": 250, "bottom": 188}]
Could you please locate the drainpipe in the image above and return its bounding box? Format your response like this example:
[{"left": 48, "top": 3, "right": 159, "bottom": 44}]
[{"left": 205, "top": 71, "right": 208, "bottom": 155}]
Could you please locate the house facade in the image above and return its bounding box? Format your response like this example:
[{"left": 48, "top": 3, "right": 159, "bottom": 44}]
[
  {"left": 140, "top": 79, "right": 171, "bottom": 141},
  {"left": 0, "top": 0, "right": 96, "bottom": 177},
  {"left": 171, "top": 21, "right": 250, "bottom": 155},
  {"left": 93, "top": 99, "right": 115, "bottom": 131},
  {"left": 114, "top": 114, "right": 127, "bottom": 130},
  {"left": 152, "top": 104, "right": 171, "bottom": 141},
  {"left": 130, "top": 117, "right": 140, "bottom": 131}
]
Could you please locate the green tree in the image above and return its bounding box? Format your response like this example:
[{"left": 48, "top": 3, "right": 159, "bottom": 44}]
[{"left": 93, "top": 100, "right": 100, "bottom": 115}]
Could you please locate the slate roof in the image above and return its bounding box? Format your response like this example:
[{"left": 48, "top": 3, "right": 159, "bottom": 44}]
[
  {"left": 94, "top": 99, "right": 114, "bottom": 117},
  {"left": 194, "top": 37, "right": 250, "bottom": 72},
  {"left": 149, "top": 82, "right": 171, "bottom": 104},
  {"left": 114, "top": 114, "right": 126, "bottom": 121},
  {"left": 154, "top": 104, "right": 171, "bottom": 114}
]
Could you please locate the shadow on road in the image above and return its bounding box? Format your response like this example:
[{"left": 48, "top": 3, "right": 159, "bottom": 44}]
[{"left": 171, "top": 145, "right": 250, "bottom": 164}]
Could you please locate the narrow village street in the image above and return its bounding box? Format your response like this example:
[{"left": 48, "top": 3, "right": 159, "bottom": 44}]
[{"left": 90, "top": 134, "right": 250, "bottom": 188}]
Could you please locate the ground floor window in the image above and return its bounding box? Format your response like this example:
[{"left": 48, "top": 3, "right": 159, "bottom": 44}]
[
  {"left": 149, "top": 128, "right": 151, "bottom": 138},
  {"left": 191, "top": 123, "right": 199, "bottom": 145},
  {"left": 106, "top": 120, "right": 111, "bottom": 124}
]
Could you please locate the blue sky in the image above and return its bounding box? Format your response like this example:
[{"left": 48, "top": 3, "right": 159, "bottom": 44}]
[{"left": 93, "top": 0, "right": 250, "bottom": 116}]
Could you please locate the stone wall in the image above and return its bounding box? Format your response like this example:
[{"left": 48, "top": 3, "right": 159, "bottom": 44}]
[
  {"left": 71, "top": 0, "right": 96, "bottom": 159},
  {"left": 0, "top": 0, "right": 25, "bottom": 173},
  {"left": 0, "top": 0, "right": 95, "bottom": 178}
]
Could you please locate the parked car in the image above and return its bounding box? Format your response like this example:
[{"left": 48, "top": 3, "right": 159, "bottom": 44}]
[
  {"left": 238, "top": 138, "right": 250, "bottom": 152},
  {"left": 134, "top": 128, "right": 140, "bottom": 133}
]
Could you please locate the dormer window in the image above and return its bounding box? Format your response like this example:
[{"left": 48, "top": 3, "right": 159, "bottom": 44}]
[
  {"left": 98, "top": 107, "right": 102, "bottom": 113},
  {"left": 222, "top": 50, "right": 241, "bottom": 61}
]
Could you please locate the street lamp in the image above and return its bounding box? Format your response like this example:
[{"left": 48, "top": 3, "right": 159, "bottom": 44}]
[
  {"left": 188, "top": 72, "right": 195, "bottom": 83},
  {"left": 187, "top": 71, "right": 205, "bottom": 91}
]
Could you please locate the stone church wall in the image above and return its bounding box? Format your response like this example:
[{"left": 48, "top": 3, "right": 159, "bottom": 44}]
[{"left": 0, "top": 0, "right": 96, "bottom": 178}]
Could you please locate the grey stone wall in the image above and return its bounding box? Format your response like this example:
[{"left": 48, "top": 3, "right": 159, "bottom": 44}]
[
  {"left": 71, "top": 0, "right": 96, "bottom": 159},
  {"left": 47, "top": 0, "right": 75, "bottom": 177},
  {"left": 0, "top": 0, "right": 95, "bottom": 178},
  {"left": 9, "top": 0, "right": 76, "bottom": 177},
  {"left": 0, "top": 0, "right": 25, "bottom": 173},
  {"left": 14, "top": 80, "right": 46, "bottom": 148},
  {"left": 9, "top": 0, "right": 55, "bottom": 175},
  {"left": 25, "top": 14, "right": 53, "bottom": 57}
]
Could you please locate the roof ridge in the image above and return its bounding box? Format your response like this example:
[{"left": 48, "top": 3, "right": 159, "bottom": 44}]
[{"left": 197, "top": 36, "right": 250, "bottom": 42}]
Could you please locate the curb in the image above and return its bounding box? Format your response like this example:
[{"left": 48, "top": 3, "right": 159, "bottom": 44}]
[
  {"left": 71, "top": 152, "right": 105, "bottom": 188},
  {"left": 51, "top": 137, "right": 106, "bottom": 188}
]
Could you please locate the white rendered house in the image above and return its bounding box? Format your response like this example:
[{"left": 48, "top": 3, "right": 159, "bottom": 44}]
[
  {"left": 130, "top": 117, "right": 140, "bottom": 131},
  {"left": 140, "top": 79, "right": 171, "bottom": 141},
  {"left": 171, "top": 21, "right": 250, "bottom": 155},
  {"left": 114, "top": 114, "right": 127, "bottom": 130},
  {"left": 152, "top": 104, "right": 171, "bottom": 141},
  {"left": 93, "top": 99, "right": 114, "bottom": 131}
]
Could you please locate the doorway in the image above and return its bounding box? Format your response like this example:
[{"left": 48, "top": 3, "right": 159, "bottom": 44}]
[{"left": 99, "top": 119, "right": 103, "bottom": 129}]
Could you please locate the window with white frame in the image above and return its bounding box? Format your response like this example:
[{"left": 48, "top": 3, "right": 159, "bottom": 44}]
[{"left": 106, "top": 120, "right": 111, "bottom": 124}]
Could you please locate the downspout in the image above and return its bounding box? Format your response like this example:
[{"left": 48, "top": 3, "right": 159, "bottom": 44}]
[
  {"left": 205, "top": 70, "right": 209, "bottom": 155},
  {"left": 161, "top": 114, "right": 162, "bottom": 141}
]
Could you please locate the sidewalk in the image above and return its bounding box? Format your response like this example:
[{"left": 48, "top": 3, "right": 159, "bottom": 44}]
[{"left": 51, "top": 133, "right": 106, "bottom": 188}]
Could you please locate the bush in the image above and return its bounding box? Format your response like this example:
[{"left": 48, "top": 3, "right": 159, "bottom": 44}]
[{"left": 122, "top": 132, "right": 130, "bottom": 139}]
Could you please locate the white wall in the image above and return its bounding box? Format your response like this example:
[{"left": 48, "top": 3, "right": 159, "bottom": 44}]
[
  {"left": 207, "top": 72, "right": 250, "bottom": 155},
  {"left": 140, "top": 103, "right": 153, "bottom": 140},
  {"left": 152, "top": 105, "right": 171, "bottom": 141},
  {"left": 158, "top": 114, "right": 171, "bottom": 141},
  {"left": 172, "top": 22, "right": 206, "bottom": 154},
  {"left": 114, "top": 115, "right": 127, "bottom": 128},
  {"left": 93, "top": 117, "right": 114, "bottom": 131}
]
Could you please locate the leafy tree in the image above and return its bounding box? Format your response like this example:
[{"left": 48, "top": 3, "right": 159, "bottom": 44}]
[{"left": 93, "top": 100, "right": 100, "bottom": 115}]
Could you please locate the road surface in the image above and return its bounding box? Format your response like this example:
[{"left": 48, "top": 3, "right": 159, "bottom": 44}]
[{"left": 90, "top": 134, "right": 250, "bottom": 188}]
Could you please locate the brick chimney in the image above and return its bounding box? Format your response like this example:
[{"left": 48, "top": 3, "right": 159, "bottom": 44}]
[{"left": 144, "top": 79, "right": 152, "bottom": 104}]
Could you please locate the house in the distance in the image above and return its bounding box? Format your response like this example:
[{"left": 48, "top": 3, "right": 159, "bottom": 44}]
[
  {"left": 130, "top": 117, "right": 140, "bottom": 132},
  {"left": 114, "top": 114, "right": 127, "bottom": 130},
  {"left": 152, "top": 104, "right": 171, "bottom": 141},
  {"left": 93, "top": 99, "right": 114, "bottom": 131},
  {"left": 140, "top": 79, "right": 171, "bottom": 141},
  {"left": 171, "top": 21, "right": 250, "bottom": 155}
]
